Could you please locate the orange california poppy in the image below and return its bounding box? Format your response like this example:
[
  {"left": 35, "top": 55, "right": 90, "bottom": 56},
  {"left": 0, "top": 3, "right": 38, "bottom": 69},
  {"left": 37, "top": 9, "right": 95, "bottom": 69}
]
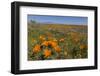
[
  {"left": 33, "top": 44, "right": 41, "bottom": 53},
  {"left": 44, "top": 49, "right": 51, "bottom": 58},
  {"left": 42, "top": 41, "right": 49, "bottom": 46},
  {"left": 54, "top": 46, "right": 61, "bottom": 52},
  {"left": 49, "top": 41, "right": 57, "bottom": 47}
]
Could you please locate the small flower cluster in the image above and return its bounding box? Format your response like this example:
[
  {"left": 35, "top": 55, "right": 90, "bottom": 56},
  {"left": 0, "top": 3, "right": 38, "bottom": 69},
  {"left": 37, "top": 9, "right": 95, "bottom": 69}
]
[{"left": 32, "top": 35, "right": 64, "bottom": 59}]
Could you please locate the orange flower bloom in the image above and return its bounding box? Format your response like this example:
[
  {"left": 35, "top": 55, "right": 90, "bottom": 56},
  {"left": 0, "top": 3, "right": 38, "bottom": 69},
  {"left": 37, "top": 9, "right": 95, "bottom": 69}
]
[
  {"left": 33, "top": 44, "right": 41, "bottom": 53},
  {"left": 54, "top": 46, "right": 61, "bottom": 52},
  {"left": 49, "top": 41, "right": 57, "bottom": 47},
  {"left": 44, "top": 49, "right": 51, "bottom": 58},
  {"left": 42, "top": 40, "right": 58, "bottom": 47},
  {"left": 42, "top": 41, "right": 49, "bottom": 46}
]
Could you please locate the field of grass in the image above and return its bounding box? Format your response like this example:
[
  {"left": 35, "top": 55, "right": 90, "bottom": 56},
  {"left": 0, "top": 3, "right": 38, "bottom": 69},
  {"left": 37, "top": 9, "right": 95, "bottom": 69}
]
[{"left": 28, "top": 22, "right": 88, "bottom": 61}]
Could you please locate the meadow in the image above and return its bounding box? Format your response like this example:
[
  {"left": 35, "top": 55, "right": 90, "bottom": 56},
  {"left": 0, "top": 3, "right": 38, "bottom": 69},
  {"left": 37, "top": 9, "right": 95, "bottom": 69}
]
[{"left": 28, "top": 22, "right": 88, "bottom": 60}]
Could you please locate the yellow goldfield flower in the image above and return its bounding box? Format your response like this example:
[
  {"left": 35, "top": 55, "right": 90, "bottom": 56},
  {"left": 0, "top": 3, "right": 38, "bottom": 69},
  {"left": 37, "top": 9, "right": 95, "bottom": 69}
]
[
  {"left": 32, "top": 38, "right": 36, "bottom": 43},
  {"left": 32, "top": 38, "right": 34, "bottom": 42},
  {"left": 33, "top": 44, "right": 41, "bottom": 53},
  {"left": 39, "top": 35, "right": 46, "bottom": 41},
  {"left": 52, "top": 38, "right": 57, "bottom": 42},
  {"left": 59, "top": 38, "right": 65, "bottom": 42},
  {"left": 64, "top": 51, "right": 67, "bottom": 56},
  {"left": 54, "top": 46, "right": 61, "bottom": 52},
  {"left": 44, "top": 49, "right": 51, "bottom": 58}
]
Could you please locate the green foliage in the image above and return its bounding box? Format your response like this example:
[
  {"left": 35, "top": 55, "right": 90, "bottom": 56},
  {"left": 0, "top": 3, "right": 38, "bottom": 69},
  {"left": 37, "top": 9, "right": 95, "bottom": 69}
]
[{"left": 28, "top": 23, "right": 88, "bottom": 61}]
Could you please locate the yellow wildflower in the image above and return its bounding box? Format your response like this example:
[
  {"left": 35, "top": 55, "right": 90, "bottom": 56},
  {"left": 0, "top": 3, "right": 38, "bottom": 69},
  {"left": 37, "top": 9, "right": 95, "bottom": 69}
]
[
  {"left": 59, "top": 38, "right": 65, "bottom": 42},
  {"left": 39, "top": 35, "right": 45, "bottom": 41}
]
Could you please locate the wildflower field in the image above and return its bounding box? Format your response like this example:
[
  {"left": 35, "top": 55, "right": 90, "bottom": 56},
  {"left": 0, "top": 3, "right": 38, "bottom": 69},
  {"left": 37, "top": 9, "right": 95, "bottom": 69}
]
[{"left": 28, "top": 22, "right": 88, "bottom": 61}]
